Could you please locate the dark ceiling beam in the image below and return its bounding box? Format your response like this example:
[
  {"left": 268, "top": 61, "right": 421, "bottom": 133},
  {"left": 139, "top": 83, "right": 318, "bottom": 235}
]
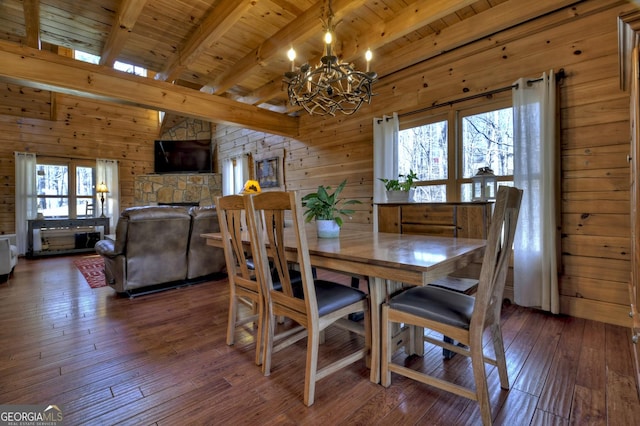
[{"left": 100, "top": 0, "right": 148, "bottom": 67}]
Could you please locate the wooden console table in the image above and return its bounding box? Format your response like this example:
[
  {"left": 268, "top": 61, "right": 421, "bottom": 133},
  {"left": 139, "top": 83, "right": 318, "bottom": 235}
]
[{"left": 27, "top": 217, "right": 110, "bottom": 258}]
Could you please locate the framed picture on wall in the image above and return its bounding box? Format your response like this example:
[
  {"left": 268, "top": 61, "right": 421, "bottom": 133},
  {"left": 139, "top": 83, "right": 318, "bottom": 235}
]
[{"left": 254, "top": 149, "right": 285, "bottom": 191}]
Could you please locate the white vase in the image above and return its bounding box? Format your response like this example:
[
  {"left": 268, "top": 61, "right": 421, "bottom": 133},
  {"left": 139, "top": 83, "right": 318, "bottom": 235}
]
[
  {"left": 316, "top": 219, "right": 340, "bottom": 238},
  {"left": 385, "top": 190, "right": 410, "bottom": 203}
]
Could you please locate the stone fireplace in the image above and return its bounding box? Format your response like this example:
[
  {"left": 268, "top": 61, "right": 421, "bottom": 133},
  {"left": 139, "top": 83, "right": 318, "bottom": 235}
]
[{"left": 134, "top": 173, "right": 222, "bottom": 207}]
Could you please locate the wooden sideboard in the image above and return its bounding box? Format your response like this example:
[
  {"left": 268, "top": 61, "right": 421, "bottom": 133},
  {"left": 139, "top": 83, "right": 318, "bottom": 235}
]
[{"left": 377, "top": 201, "right": 493, "bottom": 239}]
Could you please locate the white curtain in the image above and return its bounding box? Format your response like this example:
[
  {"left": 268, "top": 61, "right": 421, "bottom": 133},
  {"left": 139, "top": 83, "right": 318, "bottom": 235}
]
[
  {"left": 236, "top": 155, "right": 249, "bottom": 194},
  {"left": 373, "top": 113, "right": 399, "bottom": 230},
  {"left": 512, "top": 71, "right": 559, "bottom": 313},
  {"left": 15, "top": 152, "right": 37, "bottom": 255},
  {"left": 96, "top": 159, "right": 119, "bottom": 230},
  {"left": 222, "top": 155, "right": 249, "bottom": 195},
  {"left": 222, "top": 158, "right": 234, "bottom": 195}
]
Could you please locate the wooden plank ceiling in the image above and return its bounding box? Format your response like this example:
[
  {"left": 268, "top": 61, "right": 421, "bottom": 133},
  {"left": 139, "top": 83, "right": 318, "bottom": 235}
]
[{"left": 0, "top": 0, "right": 580, "bottom": 135}]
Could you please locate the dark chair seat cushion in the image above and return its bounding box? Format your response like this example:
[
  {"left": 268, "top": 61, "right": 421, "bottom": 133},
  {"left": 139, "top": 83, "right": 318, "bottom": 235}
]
[
  {"left": 246, "top": 259, "right": 356, "bottom": 316},
  {"left": 312, "top": 280, "right": 367, "bottom": 316},
  {"left": 388, "top": 286, "right": 475, "bottom": 329}
]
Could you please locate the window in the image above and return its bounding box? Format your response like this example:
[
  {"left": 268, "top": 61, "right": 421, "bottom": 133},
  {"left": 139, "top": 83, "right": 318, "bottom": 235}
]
[
  {"left": 399, "top": 97, "right": 514, "bottom": 202},
  {"left": 460, "top": 106, "right": 514, "bottom": 200},
  {"left": 37, "top": 158, "right": 96, "bottom": 218},
  {"left": 399, "top": 116, "right": 448, "bottom": 202},
  {"left": 74, "top": 50, "right": 100, "bottom": 64},
  {"left": 114, "top": 61, "right": 147, "bottom": 77},
  {"left": 222, "top": 156, "right": 249, "bottom": 195},
  {"left": 74, "top": 50, "right": 147, "bottom": 77}
]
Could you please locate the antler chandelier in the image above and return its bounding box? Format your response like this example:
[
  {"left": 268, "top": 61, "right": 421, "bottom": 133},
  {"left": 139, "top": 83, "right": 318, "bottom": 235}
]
[{"left": 283, "top": 1, "right": 377, "bottom": 116}]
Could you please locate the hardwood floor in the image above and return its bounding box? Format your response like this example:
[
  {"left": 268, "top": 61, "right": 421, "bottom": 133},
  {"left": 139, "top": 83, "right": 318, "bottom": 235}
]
[{"left": 1, "top": 255, "right": 640, "bottom": 425}]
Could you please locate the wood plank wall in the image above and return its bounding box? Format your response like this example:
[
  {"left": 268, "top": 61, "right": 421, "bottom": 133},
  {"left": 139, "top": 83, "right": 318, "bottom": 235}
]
[
  {"left": 215, "top": 0, "right": 635, "bottom": 327},
  {"left": 0, "top": 91, "right": 158, "bottom": 231}
]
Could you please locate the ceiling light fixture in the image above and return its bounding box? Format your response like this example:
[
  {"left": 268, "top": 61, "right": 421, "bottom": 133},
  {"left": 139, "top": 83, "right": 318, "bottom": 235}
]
[{"left": 283, "top": 0, "right": 377, "bottom": 116}]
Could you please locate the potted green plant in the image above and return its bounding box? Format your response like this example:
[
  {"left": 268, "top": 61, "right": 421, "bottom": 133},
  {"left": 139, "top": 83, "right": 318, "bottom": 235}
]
[
  {"left": 378, "top": 169, "right": 417, "bottom": 202},
  {"left": 301, "top": 179, "right": 361, "bottom": 238}
]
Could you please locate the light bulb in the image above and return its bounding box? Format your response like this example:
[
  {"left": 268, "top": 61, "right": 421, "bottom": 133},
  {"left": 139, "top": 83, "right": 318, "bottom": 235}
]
[
  {"left": 324, "top": 31, "right": 332, "bottom": 45},
  {"left": 287, "top": 48, "right": 296, "bottom": 72}
]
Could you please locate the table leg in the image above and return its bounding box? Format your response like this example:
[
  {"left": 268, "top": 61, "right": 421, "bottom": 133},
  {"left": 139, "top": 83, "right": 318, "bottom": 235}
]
[
  {"left": 442, "top": 336, "right": 456, "bottom": 359},
  {"left": 368, "top": 276, "right": 385, "bottom": 384}
]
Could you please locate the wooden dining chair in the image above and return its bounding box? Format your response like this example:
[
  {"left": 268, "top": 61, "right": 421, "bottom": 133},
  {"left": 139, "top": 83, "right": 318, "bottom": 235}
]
[
  {"left": 245, "top": 190, "right": 370, "bottom": 406},
  {"left": 217, "top": 194, "right": 307, "bottom": 374},
  {"left": 216, "top": 195, "right": 265, "bottom": 367},
  {"left": 381, "top": 186, "right": 522, "bottom": 426},
  {"left": 85, "top": 201, "right": 95, "bottom": 217}
]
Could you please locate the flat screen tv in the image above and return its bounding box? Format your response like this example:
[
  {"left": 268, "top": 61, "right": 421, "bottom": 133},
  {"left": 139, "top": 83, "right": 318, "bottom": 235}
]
[{"left": 154, "top": 139, "right": 212, "bottom": 174}]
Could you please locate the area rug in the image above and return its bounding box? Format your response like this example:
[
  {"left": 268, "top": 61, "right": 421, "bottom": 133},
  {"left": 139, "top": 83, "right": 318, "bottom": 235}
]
[{"left": 73, "top": 255, "right": 107, "bottom": 289}]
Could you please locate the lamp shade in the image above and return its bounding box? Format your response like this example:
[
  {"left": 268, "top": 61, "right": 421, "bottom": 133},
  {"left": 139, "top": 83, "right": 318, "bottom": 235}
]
[
  {"left": 242, "top": 180, "right": 261, "bottom": 194},
  {"left": 96, "top": 182, "right": 109, "bottom": 193}
]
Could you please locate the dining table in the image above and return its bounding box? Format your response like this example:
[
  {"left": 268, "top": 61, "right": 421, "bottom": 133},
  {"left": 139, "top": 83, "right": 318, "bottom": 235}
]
[{"left": 202, "top": 226, "right": 486, "bottom": 384}]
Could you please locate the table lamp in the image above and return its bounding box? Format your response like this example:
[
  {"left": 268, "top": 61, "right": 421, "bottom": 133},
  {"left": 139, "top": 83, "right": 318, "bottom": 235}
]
[{"left": 96, "top": 182, "right": 109, "bottom": 217}]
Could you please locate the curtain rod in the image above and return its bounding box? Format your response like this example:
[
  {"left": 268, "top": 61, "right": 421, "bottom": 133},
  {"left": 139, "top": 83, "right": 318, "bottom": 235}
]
[
  {"left": 35, "top": 154, "right": 81, "bottom": 161},
  {"left": 16, "top": 153, "right": 119, "bottom": 163},
  {"left": 389, "top": 68, "right": 565, "bottom": 120}
]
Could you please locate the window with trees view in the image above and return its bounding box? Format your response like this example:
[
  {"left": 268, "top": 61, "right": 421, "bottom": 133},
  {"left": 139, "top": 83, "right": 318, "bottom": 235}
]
[
  {"left": 74, "top": 50, "right": 147, "bottom": 77},
  {"left": 36, "top": 158, "right": 96, "bottom": 218},
  {"left": 399, "top": 99, "right": 514, "bottom": 202}
]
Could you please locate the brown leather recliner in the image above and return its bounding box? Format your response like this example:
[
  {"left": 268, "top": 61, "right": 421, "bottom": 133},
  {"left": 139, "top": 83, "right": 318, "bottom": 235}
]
[
  {"left": 187, "top": 205, "right": 225, "bottom": 279},
  {"left": 95, "top": 205, "right": 224, "bottom": 294}
]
